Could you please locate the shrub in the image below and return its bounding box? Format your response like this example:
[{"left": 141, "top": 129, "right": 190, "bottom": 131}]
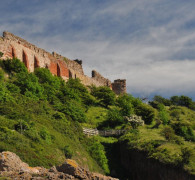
[
  {"left": 181, "top": 147, "right": 192, "bottom": 164},
  {"left": 135, "top": 103, "right": 155, "bottom": 124},
  {"left": 39, "top": 128, "right": 52, "bottom": 144},
  {"left": 63, "top": 145, "right": 73, "bottom": 159},
  {"left": 87, "top": 137, "right": 109, "bottom": 174},
  {"left": 172, "top": 123, "right": 195, "bottom": 142},
  {"left": 91, "top": 86, "right": 115, "bottom": 108},
  {"left": 161, "top": 126, "right": 175, "bottom": 141},
  {"left": 116, "top": 94, "right": 134, "bottom": 116},
  {"left": 158, "top": 104, "right": 170, "bottom": 125},
  {"left": 0, "top": 58, "right": 27, "bottom": 74},
  {"left": 98, "top": 107, "right": 123, "bottom": 129}
]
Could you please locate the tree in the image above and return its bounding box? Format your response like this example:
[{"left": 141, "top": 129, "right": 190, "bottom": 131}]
[
  {"left": 116, "top": 94, "right": 134, "bottom": 116},
  {"left": 135, "top": 103, "right": 155, "bottom": 124},
  {"left": 91, "top": 86, "right": 115, "bottom": 108},
  {"left": 158, "top": 104, "right": 170, "bottom": 125},
  {"left": 170, "top": 95, "right": 195, "bottom": 110}
]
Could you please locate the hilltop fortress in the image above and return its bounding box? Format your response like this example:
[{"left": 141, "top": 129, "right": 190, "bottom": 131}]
[{"left": 0, "top": 31, "right": 126, "bottom": 94}]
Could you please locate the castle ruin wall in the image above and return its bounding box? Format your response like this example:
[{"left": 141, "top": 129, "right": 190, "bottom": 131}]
[{"left": 0, "top": 32, "right": 126, "bottom": 93}]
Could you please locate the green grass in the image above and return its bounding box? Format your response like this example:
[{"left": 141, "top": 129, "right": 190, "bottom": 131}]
[{"left": 82, "top": 106, "right": 108, "bottom": 128}]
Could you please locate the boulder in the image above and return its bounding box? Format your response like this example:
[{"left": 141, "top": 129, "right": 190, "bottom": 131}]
[
  {"left": 57, "top": 159, "right": 119, "bottom": 180},
  {"left": 0, "top": 151, "right": 39, "bottom": 174}
]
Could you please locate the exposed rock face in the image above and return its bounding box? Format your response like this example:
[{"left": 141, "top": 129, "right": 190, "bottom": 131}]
[
  {"left": 0, "top": 151, "right": 118, "bottom": 180},
  {"left": 57, "top": 159, "right": 118, "bottom": 180}
]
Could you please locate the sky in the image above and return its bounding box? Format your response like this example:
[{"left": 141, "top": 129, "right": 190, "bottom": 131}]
[{"left": 0, "top": 0, "right": 195, "bottom": 100}]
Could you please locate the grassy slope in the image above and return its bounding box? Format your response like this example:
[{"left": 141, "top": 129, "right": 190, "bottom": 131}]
[{"left": 0, "top": 101, "right": 103, "bottom": 173}]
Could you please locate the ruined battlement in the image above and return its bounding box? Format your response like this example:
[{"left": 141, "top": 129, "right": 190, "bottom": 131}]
[
  {"left": 92, "top": 70, "right": 112, "bottom": 87},
  {"left": 112, "top": 79, "right": 126, "bottom": 95},
  {"left": 0, "top": 31, "right": 126, "bottom": 94}
]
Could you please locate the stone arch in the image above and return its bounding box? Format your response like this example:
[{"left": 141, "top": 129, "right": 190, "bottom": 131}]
[
  {"left": 22, "top": 50, "right": 29, "bottom": 70},
  {"left": 69, "top": 70, "right": 72, "bottom": 78},
  {"left": 11, "top": 47, "right": 16, "bottom": 58},
  {"left": 34, "top": 56, "right": 40, "bottom": 69},
  {"left": 57, "top": 63, "right": 61, "bottom": 77},
  {"left": 75, "top": 74, "right": 77, "bottom": 79}
]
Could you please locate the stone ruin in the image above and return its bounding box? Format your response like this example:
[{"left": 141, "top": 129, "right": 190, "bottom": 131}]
[{"left": 0, "top": 31, "right": 126, "bottom": 95}]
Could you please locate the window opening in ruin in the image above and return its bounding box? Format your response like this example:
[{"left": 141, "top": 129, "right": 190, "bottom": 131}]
[
  {"left": 57, "top": 63, "right": 61, "bottom": 77},
  {"left": 11, "top": 47, "right": 16, "bottom": 58},
  {"left": 75, "top": 74, "right": 77, "bottom": 79},
  {"left": 34, "top": 56, "right": 39, "bottom": 69},
  {"left": 69, "top": 70, "right": 72, "bottom": 78},
  {"left": 22, "top": 50, "right": 29, "bottom": 69}
]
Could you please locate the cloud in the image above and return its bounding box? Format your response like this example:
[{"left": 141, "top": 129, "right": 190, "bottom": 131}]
[{"left": 0, "top": 0, "right": 195, "bottom": 99}]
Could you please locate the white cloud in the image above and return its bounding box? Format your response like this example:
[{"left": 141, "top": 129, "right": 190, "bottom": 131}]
[{"left": 1, "top": 0, "right": 195, "bottom": 99}]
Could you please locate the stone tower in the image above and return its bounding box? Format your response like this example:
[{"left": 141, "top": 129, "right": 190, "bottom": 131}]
[{"left": 112, "top": 79, "right": 126, "bottom": 95}]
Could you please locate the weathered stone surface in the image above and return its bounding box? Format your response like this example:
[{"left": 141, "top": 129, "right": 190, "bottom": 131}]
[
  {"left": 112, "top": 79, "right": 126, "bottom": 95},
  {"left": 57, "top": 159, "right": 119, "bottom": 180},
  {"left": 0, "top": 151, "right": 39, "bottom": 173},
  {"left": 0, "top": 152, "right": 118, "bottom": 180}
]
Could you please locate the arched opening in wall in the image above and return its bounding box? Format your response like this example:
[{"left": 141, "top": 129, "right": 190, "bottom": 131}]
[
  {"left": 57, "top": 63, "right": 61, "bottom": 77},
  {"left": 45, "top": 64, "right": 49, "bottom": 69},
  {"left": 22, "top": 50, "right": 29, "bottom": 70},
  {"left": 34, "top": 56, "right": 40, "bottom": 69},
  {"left": 75, "top": 74, "right": 77, "bottom": 79},
  {"left": 11, "top": 47, "right": 16, "bottom": 58},
  {"left": 69, "top": 70, "right": 72, "bottom": 78}
]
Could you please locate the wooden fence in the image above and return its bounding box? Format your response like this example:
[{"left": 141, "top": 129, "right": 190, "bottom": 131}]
[{"left": 83, "top": 128, "right": 127, "bottom": 137}]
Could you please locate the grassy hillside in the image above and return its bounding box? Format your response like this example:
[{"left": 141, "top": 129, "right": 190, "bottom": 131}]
[{"left": 0, "top": 57, "right": 195, "bottom": 177}]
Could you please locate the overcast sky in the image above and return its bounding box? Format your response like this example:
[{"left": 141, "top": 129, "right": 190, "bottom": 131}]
[{"left": 1, "top": 0, "right": 195, "bottom": 100}]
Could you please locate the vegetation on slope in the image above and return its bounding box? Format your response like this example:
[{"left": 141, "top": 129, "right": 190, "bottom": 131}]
[
  {"left": 0, "top": 58, "right": 108, "bottom": 174},
  {"left": 0, "top": 56, "right": 195, "bottom": 177}
]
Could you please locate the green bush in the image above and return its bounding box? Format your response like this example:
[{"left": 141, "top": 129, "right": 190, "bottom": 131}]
[
  {"left": 91, "top": 86, "right": 115, "bottom": 108},
  {"left": 87, "top": 137, "right": 109, "bottom": 174},
  {"left": 98, "top": 107, "right": 123, "bottom": 129},
  {"left": 63, "top": 145, "right": 73, "bottom": 159},
  {"left": 161, "top": 126, "right": 175, "bottom": 141},
  {"left": 0, "top": 58, "right": 27, "bottom": 74},
  {"left": 116, "top": 94, "right": 134, "bottom": 116},
  {"left": 172, "top": 123, "right": 195, "bottom": 142},
  {"left": 135, "top": 103, "right": 155, "bottom": 124}
]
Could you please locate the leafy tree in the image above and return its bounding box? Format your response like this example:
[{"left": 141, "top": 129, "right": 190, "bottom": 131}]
[
  {"left": 116, "top": 94, "right": 134, "bottom": 116},
  {"left": 0, "top": 58, "right": 27, "bottom": 74},
  {"left": 170, "top": 95, "right": 195, "bottom": 110},
  {"left": 87, "top": 137, "right": 109, "bottom": 174},
  {"left": 35, "top": 68, "right": 62, "bottom": 101},
  {"left": 149, "top": 95, "right": 171, "bottom": 108},
  {"left": 172, "top": 123, "right": 195, "bottom": 142},
  {"left": 91, "top": 86, "right": 115, "bottom": 108},
  {"left": 14, "top": 72, "right": 44, "bottom": 100},
  {"left": 135, "top": 103, "right": 155, "bottom": 124},
  {"left": 158, "top": 104, "right": 170, "bottom": 125}
]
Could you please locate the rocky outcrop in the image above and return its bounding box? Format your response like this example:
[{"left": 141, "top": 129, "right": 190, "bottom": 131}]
[
  {"left": 57, "top": 159, "right": 118, "bottom": 180},
  {"left": 0, "top": 151, "right": 118, "bottom": 180}
]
